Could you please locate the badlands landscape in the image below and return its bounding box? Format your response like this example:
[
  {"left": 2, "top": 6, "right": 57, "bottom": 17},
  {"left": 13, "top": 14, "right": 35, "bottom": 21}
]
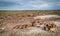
[{"left": 0, "top": 10, "right": 60, "bottom": 36}]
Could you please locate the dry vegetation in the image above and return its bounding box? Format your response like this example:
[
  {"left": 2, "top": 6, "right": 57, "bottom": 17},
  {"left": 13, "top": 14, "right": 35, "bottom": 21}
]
[{"left": 0, "top": 10, "right": 60, "bottom": 36}]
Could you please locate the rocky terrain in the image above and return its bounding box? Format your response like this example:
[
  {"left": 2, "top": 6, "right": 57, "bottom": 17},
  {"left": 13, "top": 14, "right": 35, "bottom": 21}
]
[{"left": 0, "top": 10, "right": 60, "bottom": 36}]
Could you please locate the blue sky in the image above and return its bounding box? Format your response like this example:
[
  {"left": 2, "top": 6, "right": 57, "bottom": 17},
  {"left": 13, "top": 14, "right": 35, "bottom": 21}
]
[{"left": 0, "top": 0, "right": 60, "bottom": 10}]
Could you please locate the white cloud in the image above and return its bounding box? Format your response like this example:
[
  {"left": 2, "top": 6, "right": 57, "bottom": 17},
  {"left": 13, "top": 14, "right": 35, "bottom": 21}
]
[
  {"left": 31, "top": 3, "right": 49, "bottom": 8},
  {"left": 29, "top": 0, "right": 44, "bottom": 3}
]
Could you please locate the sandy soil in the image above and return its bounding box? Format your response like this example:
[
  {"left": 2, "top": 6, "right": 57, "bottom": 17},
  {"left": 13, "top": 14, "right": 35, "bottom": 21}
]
[{"left": 0, "top": 12, "right": 60, "bottom": 36}]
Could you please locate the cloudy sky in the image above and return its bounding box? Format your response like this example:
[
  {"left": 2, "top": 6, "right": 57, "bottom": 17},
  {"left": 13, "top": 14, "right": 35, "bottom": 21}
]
[{"left": 0, "top": 0, "right": 60, "bottom": 10}]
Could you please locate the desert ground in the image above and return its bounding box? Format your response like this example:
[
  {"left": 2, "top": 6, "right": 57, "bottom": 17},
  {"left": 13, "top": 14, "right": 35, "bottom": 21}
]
[{"left": 0, "top": 10, "right": 60, "bottom": 36}]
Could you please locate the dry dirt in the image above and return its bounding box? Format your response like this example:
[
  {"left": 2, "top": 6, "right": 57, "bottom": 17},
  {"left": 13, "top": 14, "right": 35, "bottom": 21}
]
[{"left": 0, "top": 10, "right": 60, "bottom": 36}]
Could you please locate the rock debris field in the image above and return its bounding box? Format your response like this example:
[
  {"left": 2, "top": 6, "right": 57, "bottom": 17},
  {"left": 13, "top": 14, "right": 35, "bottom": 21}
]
[{"left": 0, "top": 12, "right": 60, "bottom": 36}]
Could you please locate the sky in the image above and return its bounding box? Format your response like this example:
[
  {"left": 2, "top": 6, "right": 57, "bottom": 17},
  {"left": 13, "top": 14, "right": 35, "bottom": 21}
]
[{"left": 0, "top": 0, "right": 60, "bottom": 10}]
